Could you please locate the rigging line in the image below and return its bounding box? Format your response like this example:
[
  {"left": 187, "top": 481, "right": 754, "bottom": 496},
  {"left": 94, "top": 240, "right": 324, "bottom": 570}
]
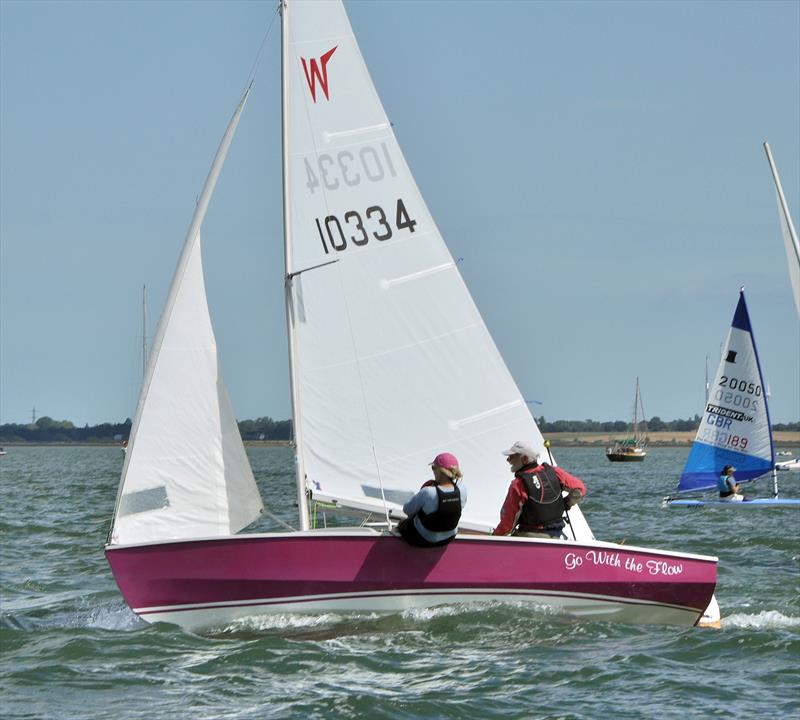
[
  {"left": 332, "top": 256, "right": 394, "bottom": 529},
  {"left": 262, "top": 506, "right": 297, "bottom": 532},
  {"left": 639, "top": 390, "right": 647, "bottom": 436},
  {"left": 287, "top": 258, "right": 339, "bottom": 279},
  {"left": 245, "top": 3, "right": 282, "bottom": 91}
]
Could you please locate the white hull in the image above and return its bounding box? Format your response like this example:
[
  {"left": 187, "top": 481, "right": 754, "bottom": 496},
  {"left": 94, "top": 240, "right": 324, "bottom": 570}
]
[{"left": 136, "top": 588, "right": 705, "bottom": 632}]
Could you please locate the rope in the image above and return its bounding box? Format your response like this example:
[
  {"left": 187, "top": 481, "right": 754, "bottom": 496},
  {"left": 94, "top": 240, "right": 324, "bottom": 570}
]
[
  {"left": 262, "top": 506, "right": 297, "bottom": 532},
  {"left": 245, "top": 3, "right": 281, "bottom": 91}
]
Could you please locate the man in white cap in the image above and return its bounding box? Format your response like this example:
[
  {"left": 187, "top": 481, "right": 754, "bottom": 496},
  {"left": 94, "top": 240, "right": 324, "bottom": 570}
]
[{"left": 492, "top": 440, "right": 586, "bottom": 538}]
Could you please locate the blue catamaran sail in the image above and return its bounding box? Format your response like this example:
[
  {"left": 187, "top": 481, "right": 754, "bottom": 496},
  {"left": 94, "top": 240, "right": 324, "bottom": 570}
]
[{"left": 664, "top": 289, "right": 800, "bottom": 506}]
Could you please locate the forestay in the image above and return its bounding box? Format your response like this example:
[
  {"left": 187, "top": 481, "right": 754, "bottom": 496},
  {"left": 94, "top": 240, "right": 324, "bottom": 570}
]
[
  {"left": 284, "top": 0, "right": 548, "bottom": 531},
  {"left": 109, "top": 91, "right": 263, "bottom": 546},
  {"left": 677, "top": 290, "right": 774, "bottom": 493}
]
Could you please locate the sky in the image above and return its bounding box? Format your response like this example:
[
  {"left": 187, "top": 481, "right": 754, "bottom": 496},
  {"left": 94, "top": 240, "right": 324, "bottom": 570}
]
[{"left": 1, "top": 0, "right": 798, "bottom": 427}]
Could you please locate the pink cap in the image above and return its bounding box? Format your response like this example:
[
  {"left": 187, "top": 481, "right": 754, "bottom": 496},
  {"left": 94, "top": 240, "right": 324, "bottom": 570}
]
[{"left": 431, "top": 452, "right": 459, "bottom": 470}]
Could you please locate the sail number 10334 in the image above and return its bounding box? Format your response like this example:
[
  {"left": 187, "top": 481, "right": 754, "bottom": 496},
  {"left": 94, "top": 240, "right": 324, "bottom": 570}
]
[{"left": 315, "top": 198, "right": 417, "bottom": 254}]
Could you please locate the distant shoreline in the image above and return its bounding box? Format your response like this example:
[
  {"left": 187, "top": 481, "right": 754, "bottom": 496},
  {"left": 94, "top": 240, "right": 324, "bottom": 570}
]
[
  {"left": 1, "top": 434, "right": 797, "bottom": 449},
  {"left": 544, "top": 431, "right": 799, "bottom": 448},
  {"left": 0, "top": 440, "right": 293, "bottom": 448}
]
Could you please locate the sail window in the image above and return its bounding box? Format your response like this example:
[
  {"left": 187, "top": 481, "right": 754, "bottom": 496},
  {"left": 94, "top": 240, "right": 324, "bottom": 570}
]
[
  {"left": 117, "top": 486, "right": 170, "bottom": 517},
  {"left": 361, "top": 485, "right": 413, "bottom": 505}
]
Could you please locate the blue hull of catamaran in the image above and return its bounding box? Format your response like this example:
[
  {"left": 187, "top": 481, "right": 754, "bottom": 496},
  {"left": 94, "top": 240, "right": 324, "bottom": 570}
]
[{"left": 665, "top": 497, "right": 800, "bottom": 508}]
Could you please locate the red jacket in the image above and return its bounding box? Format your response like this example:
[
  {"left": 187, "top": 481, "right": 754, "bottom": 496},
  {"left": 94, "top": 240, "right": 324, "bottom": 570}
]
[{"left": 492, "top": 464, "right": 586, "bottom": 536}]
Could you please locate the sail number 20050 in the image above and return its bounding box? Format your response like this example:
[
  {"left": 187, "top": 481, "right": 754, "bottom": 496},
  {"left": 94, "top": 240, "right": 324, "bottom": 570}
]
[{"left": 315, "top": 198, "right": 417, "bottom": 254}]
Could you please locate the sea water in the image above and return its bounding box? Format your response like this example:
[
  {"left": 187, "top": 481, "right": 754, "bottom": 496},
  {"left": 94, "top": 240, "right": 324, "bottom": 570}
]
[{"left": 1, "top": 446, "right": 798, "bottom": 719}]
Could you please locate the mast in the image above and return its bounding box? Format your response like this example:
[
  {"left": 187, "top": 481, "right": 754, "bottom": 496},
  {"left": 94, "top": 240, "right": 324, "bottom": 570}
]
[
  {"left": 142, "top": 284, "right": 147, "bottom": 382},
  {"left": 633, "top": 377, "right": 641, "bottom": 443},
  {"left": 763, "top": 143, "right": 790, "bottom": 221},
  {"left": 281, "top": 0, "right": 310, "bottom": 530},
  {"left": 638, "top": 378, "right": 646, "bottom": 445},
  {"left": 763, "top": 141, "right": 800, "bottom": 317}
]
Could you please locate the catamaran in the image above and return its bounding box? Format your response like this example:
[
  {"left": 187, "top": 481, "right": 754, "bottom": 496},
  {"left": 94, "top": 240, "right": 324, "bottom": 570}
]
[
  {"left": 665, "top": 289, "right": 799, "bottom": 508},
  {"left": 105, "top": 0, "right": 717, "bottom": 631}
]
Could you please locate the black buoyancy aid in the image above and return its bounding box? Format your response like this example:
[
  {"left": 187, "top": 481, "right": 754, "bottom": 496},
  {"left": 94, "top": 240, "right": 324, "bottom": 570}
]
[
  {"left": 516, "top": 464, "right": 566, "bottom": 530},
  {"left": 418, "top": 484, "right": 462, "bottom": 533}
]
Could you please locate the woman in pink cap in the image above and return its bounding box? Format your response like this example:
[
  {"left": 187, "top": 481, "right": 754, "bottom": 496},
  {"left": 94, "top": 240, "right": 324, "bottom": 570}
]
[{"left": 397, "top": 452, "right": 467, "bottom": 547}]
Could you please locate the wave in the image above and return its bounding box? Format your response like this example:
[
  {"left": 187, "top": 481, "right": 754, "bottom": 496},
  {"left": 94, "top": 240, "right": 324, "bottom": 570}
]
[
  {"left": 218, "top": 610, "right": 377, "bottom": 634},
  {"left": 72, "top": 601, "right": 145, "bottom": 631},
  {"left": 723, "top": 610, "right": 800, "bottom": 629}
]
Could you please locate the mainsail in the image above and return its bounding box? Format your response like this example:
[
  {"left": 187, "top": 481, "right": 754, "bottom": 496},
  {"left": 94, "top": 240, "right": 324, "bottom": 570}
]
[
  {"left": 284, "top": 1, "right": 547, "bottom": 531},
  {"left": 763, "top": 141, "right": 800, "bottom": 317},
  {"left": 677, "top": 290, "right": 774, "bottom": 493},
  {"left": 109, "top": 89, "right": 263, "bottom": 546}
]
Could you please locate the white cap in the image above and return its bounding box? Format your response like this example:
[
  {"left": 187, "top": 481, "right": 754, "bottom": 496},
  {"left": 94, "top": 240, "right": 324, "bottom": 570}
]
[{"left": 502, "top": 441, "right": 539, "bottom": 461}]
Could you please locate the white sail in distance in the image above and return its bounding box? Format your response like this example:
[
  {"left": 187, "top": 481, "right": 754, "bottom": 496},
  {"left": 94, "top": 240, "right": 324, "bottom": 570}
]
[
  {"left": 764, "top": 141, "right": 800, "bottom": 317},
  {"left": 110, "top": 89, "right": 263, "bottom": 546},
  {"left": 284, "top": 0, "right": 549, "bottom": 532}
]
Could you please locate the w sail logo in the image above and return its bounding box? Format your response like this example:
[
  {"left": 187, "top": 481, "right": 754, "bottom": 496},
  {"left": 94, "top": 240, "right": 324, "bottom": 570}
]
[{"left": 301, "top": 46, "right": 338, "bottom": 103}]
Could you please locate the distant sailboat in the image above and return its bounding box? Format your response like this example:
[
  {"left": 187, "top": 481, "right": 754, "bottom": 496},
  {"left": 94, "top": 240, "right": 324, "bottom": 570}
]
[
  {"left": 606, "top": 378, "right": 647, "bottom": 461},
  {"left": 665, "top": 289, "right": 800, "bottom": 507}
]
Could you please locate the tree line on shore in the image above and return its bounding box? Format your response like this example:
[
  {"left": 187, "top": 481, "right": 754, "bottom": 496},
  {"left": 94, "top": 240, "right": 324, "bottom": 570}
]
[
  {"left": 0, "top": 416, "right": 291, "bottom": 444},
  {"left": 1, "top": 415, "right": 797, "bottom": 444}
]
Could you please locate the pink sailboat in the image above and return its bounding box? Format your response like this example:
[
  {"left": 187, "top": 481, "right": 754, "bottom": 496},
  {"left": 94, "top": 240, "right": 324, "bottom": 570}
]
[{"left": 106, "top": 0, "right": 718, "bottom": 632}]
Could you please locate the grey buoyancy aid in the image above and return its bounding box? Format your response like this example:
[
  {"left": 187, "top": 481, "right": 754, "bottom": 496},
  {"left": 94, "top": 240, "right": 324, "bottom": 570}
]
[
  {"left": 717, "top": 474, "right": 735, "bottom": 496},
  {"left": 516, "top": 464, "right": 566, "bottom": 531},
  {"left": 418, "top": 484, "right": 462, "bottom": 533}
]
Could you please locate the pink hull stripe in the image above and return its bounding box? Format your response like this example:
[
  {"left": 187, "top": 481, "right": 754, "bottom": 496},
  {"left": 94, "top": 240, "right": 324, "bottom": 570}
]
[
  {"left": 135, "top": 588, "right": 701, "bottom": 617},
  {"left": 107, "top": 533, "right": 716, "bottom": 624}
]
